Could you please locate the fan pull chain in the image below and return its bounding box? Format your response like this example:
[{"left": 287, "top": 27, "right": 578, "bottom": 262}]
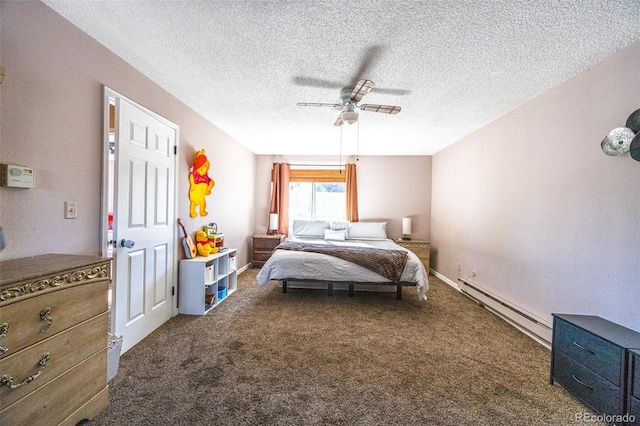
[
  {"left": 339, "top": 124, "right": 343, "bottom": 173},
  {"left": 356, "top": 117, "right": 360, "bottom": 161}
]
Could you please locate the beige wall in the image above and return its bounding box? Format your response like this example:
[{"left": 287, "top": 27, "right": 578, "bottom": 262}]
[
  {"left": 431, "top": 40, "right": 640, "bottom": 332},
  {"left": 0, "top": 2, "right": 256, "bottom": 266},
  {"left": 254, "top": 155, "right": 432, "bottom": 240},
  {"left": 5, "top": 1, "right": 635, "bottom": 335}
]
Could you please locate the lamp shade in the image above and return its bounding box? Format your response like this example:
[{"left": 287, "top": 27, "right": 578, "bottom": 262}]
[
  {"left": 402, "top": 217, "right": 412, "bottom": 235},
  {"left": 269, "top": 213, "right": 279, "bottom": 231}
]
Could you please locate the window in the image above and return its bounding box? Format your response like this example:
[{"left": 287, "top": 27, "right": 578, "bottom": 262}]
[{"left": 288, "top": 169, "right": 346, "bottom": 225}]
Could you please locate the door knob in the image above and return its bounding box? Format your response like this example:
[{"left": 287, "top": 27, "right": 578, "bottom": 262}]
[{"left": 120, "top": 239, "right": 135, "bottom": 248}]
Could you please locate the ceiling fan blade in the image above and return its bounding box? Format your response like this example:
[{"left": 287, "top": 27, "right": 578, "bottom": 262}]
[
  {"left": 293, "top": 76, "right": 344, "bottom": 89},
  {"left": 333, "top": 114, "right": 343, "bottom": 126},
  {"left": 349, "top": 45, "right": 383, "bottom": 86},
  {"left": 297, "top": 102, "right": 342, "bottom": 108},
  {"left": 372, "top": 88, "right": 412, "bottom": 96},
  {"left": 360, "top": 104, "right": 401, "bottom": 114},
  {"left": 350, "top": 79, "right": 375, "bottom": 103}
]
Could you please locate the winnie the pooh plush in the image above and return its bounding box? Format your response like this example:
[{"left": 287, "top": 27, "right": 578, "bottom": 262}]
[
  {"left": 195, "top": 230, "right": 218, "bottom": 257},
  {"left": 189, "top": 150, "right": 215, "bottom": 218},
  {"left": 195, "top": 230, "right": 212, "bottom": 257}
]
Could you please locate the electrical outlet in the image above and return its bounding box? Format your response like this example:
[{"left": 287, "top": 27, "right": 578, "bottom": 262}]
[
  {"left": 65, "top": 201, "right": 78, "bottom": 219},
  {"left": 471, "top": 270, "right": 476, "bottom": 277},
  {"left": 457, "top": 263, "right": 461, "bottom": 272}
]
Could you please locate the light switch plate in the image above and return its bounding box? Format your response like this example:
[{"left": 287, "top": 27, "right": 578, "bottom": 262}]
[{"left": 65, "top": 201, "right": 78, "bottom": 219}]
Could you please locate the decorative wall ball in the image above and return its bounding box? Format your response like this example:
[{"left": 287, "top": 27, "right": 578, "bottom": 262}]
[
  {"left": 601, "top": 127, "right": 635, "bottom": 156},
  {"left": 630, "top": 133, "right": 640, "bottom": 162},
  {"left": 626, "top": 109, "right": 640, "bottom": 133}
]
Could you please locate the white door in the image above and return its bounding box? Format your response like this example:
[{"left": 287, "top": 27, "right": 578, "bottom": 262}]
[{"left": 112, "top": 94, "right": 178, "bottom": 353}]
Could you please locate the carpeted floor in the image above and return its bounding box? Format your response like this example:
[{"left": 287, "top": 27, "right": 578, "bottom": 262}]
[{"left": 91, "top": 269, "right": 603, "bottom": 425}]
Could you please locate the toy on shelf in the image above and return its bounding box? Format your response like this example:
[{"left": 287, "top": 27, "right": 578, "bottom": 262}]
[
  {"left": 203, "top": 222, "right": 217, "bottom": 239},
  {"left": 203, "top": 222, "right": 224, "bottom": 250},
  {"left": 189, "top": 149, "right": 215, "bottom": 218},
  {"left": 195, "top": 230, "right": 218, "bottom": 256}
]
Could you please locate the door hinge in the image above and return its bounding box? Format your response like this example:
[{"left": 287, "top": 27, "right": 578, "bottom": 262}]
[
  {"left": 174, "top": 146, "right": 177, "bottom": 155},
  {"left": 172, "top": 286, "right": 175, "bottom": 296}
]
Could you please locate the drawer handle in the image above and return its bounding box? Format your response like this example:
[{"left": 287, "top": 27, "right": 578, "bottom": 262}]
[
  {"left": 572, "top": 341, "right": 595, "bottom": 355},
  {"left": 0, "top": 322, "right": 8, "bottom": 356},
  {"left": 0, "top": 352, "right": 51, "bottom": 390},
  {"left": 40, "top": 308, "right": 53, "bottom": 333},
  {"left": 571, "top": 374, "right": 594, "bottom": 391}
]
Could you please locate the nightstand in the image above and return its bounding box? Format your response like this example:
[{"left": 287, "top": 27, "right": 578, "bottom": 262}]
[
  {"left": 252, "top": 234, "right": 285, "bottom": 267},
  {"left": 394, "top": 238, "right": 430, "bottom": 271}
]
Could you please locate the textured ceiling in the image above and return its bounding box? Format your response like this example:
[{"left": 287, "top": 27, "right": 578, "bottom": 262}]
[{"left": 43, "top": 0, "right": 640, "bottom": 156}]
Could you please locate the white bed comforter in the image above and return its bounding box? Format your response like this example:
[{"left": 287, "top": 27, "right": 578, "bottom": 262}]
[{"left": 256, "top": 237, "right": 429, "bottom": 300}]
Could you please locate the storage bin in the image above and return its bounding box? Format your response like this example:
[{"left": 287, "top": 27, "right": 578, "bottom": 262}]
[
  {"left": 204, "top": 259, "right": 215, "bottom": 284},
  {"left": 205, "top": 293, "right": 216, "bottom": 306},
  {"left": 217, "top": 286, "right": 228, "bottom": 301},
  {"left": 107, "top": 333, "right": 123, "bottom": 382},
  {"left": 229, "top": 253, "right": 237, "bottom": 271}
]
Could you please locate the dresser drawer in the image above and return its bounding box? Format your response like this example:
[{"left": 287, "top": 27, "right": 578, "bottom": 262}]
[
  {"left": 632, "top": 350, "right": 640, "bottom": 399},
  {"left": 0, "top": 281, "right": 108, "bottom": 358},
  {"left": 554, "top": 317, "right": 622, "bottom": 385},
  {"left": 629, "top": 396, "right": 640, "bottom": 425},
  {"left": 410, "top": 247, "right": 429, "bottom": 258},
  {"left": 60, "top": 387, "right": 109, "bottom": 426},
  {"left": 0, "top": 312, "right": 107, "bottom": 410},
  {"left": 253, "top": 251, "right": 276, "bottom": 262},
  {"left": 395, "top": 240, "right": 430, "bottom": 270},
  {"left": 0, "top": 348, "right": 107, "bottom": 426},
  {"left": 553, "top": 350, "right": 621, "bottom": 415},
  {"left": 254, "top": 238, "right": 282, "bottom": 250}
]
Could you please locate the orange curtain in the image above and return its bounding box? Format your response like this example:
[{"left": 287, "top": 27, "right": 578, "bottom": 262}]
[
  {"left": 269, "top": 163, "right": 290, "bottom": 235},
  {"left": 345, "top": 163, "right": 359, "bottom": 222}
]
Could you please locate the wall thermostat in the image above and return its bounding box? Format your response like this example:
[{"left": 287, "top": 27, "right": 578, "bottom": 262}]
[{"left": 1, "top": 164, "right": 35, "bottom": 188}]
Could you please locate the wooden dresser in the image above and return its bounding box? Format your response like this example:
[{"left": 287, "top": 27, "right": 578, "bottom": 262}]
[
  {"left": 394, "top": 239, "right": 430, "bottom": 271},
  {"left": 0, "top": 254, "right": 111, "bottom": 425},
  {"left": 252, "top": 234, "right": 285, "bottom": 267},
  {"left": 551, "top": 314, "right": 640, "bottom": 422}
]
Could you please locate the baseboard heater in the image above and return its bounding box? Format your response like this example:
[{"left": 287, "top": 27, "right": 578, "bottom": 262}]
[{"left": 458, "top": 278, "right": 552, "bottom": 348}]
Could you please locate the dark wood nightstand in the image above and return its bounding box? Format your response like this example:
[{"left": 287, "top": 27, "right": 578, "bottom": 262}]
[
  {"left": 394, "top": 238, "right": 430, "bottom": 271},
  {"left": 252, "top": 234, "right": 285, "bottom": 267}
]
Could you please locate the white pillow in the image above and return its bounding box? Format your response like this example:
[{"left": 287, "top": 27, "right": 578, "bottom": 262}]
[
  {"left": 330, "top": 221, "right": 349, "bottom": 231},
  {"left": 324, "top": 229, "right": 346, "bottom": 241},
  {"left": 347, "top": 222, "right": 388, "bottom": 240},
  {"left": 292, "top": 220, "right": 330, "bottom": 237}
]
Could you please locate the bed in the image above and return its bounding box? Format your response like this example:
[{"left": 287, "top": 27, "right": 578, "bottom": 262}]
[{"left": 256, "top": 220, "right": 429, "bottom": 300}]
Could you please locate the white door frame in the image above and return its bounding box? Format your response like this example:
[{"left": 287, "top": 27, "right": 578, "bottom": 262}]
[{"left": 100, "top": 86, "right": 180, "bottom": 335}]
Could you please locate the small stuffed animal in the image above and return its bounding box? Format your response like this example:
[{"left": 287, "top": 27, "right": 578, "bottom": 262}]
[
  {"left": 195, "top": 230, "right": 212, "bottom": 257},
  {"left": 189, "top": 150, "right": 215, "bottom": 218}
]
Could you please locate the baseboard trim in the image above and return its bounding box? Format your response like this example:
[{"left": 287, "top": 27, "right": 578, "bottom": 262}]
[
  {"left": 430, "top": 268, "right": 551, "bottom": 349},
  {"left": 238, "top": 263, "right": 251, "bottom": 274},
  {"left": 430, "top": 269, "right": 461, "bottom": 290}
]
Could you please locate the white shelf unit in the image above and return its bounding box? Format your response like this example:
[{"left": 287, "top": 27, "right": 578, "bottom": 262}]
[{"left": 179, "top": 249, "right": 238, "bottom": 315}]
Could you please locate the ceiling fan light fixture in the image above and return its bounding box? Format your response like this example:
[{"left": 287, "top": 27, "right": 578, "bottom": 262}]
[
  {"left": 298, "top": 79, "right": 400, "bottom": 126},
  {"left": 342, "top": 110, "right": 358, "bottom": 125}
]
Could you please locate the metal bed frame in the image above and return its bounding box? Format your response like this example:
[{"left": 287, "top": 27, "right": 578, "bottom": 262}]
[{"left": 278, "top": 278, "right": 417, "bottom": 300}]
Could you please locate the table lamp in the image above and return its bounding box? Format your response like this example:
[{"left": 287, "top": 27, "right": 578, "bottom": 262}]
[
  {"left": 269, "top": 213, "right": 279, "bottom": 235},
  {"left": 402, "top": 217, "right": 412, "bottom": 240}
]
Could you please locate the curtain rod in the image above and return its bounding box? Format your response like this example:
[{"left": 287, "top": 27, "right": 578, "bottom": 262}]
[{"left": 287, "top": 164, "right": 346, "bottom": 168}]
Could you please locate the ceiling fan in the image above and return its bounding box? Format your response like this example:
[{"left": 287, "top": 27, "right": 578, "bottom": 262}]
[{"left": 297, "top": 79, "right": 401, "bottom": 126}]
